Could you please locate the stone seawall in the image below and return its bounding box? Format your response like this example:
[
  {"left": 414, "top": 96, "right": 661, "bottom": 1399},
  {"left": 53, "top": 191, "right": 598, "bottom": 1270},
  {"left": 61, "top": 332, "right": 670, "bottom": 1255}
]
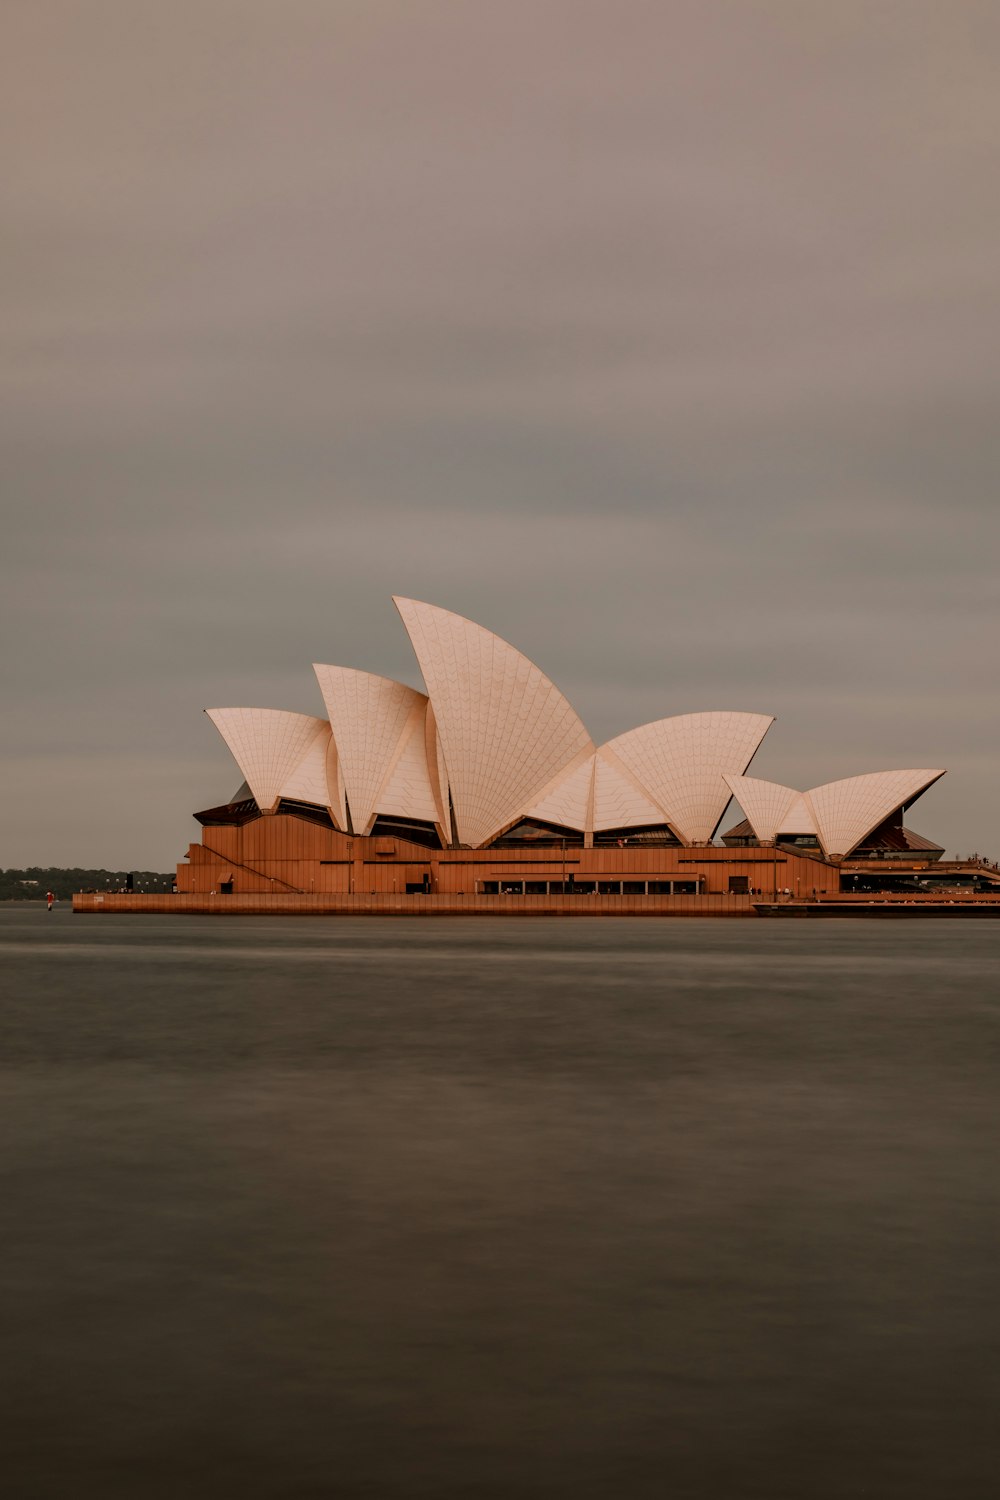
[
  {"left": 754, "top": 898, "right": 1000, "bottom": 918},
  {"left": 73, "top": 892, "right": 756, "bottom": 917}
]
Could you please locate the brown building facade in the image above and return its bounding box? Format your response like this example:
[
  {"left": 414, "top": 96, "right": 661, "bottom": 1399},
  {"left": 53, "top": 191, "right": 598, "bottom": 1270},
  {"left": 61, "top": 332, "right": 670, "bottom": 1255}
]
[{"left": 177, "top": 812, "right": 836, "bottom": 903}]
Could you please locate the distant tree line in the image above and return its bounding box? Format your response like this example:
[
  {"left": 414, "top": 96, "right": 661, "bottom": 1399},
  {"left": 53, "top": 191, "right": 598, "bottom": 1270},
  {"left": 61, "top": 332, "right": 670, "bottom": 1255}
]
[{"left": 0, "top": 868, "right": 176, "bottom": 901}]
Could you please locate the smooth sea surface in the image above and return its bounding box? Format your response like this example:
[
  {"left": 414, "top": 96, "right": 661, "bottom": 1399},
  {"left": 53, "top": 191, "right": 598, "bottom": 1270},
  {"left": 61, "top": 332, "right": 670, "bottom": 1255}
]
[{"left": 3, "top": 906, "right": 999, "bottom": 1499}]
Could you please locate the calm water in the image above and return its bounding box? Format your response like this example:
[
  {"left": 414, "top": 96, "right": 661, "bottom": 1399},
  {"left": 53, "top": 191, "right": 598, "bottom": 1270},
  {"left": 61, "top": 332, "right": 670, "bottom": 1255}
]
[{"left": 2, "top": 907, "right": 999, "bottom": 1499}]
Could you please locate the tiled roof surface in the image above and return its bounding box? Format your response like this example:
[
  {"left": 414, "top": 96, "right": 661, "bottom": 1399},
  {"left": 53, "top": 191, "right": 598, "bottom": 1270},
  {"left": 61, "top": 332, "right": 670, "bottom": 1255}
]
[
  {"left": 592, "top": 750, "right": 669, "bottom": 831},
  {"left": 806, "top": 770, "right": 945, "bottom": 857},
  {"left": 314, "top": 665, "right": 428, "bottom": 836},
  {"left": 526, "top": 753, "right": 595, "bottom": 830},
  {"left": 395, "top": 598, "right": 595, "bottom": 847},
  {"left": 278, "top": 721, "right": 335, "bottom": 809},
  {"left": 203, "top": 604, "right": 945, "bottom": 856},
  {"left": 376, "top": 699, "right": 446, "bottom": 830},
  {"left": 605, "top": 712, "right": 773, "bottom": 844},
  {"left": 205, "top": 708, "right": 330, "bottom": 813},
  {"left": 723, "top": 775, "right": 807, "bottom": 842}
]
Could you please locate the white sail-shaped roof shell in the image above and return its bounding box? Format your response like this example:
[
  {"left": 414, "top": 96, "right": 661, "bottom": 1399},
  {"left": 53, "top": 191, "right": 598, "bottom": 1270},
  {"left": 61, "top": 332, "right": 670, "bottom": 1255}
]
[
  {"left": 375, "top": 698, "right": 449, "bottom": 835},
  {"left": 723, "top": 775, "right": 805, "bottom": 844},
  {"left": 313, "top": 665, "right": 433, "bottom": 837},
  {"left": 326, "top": 735, "right": 348, "bottom": 831},
  {"left": 522, "top": 745, "right": 690, "bottom": 835},
  {"left": 278, "top": 721, "right": 334, "bottom": 807},
  {"left": 525, "top": 753, "right": 595, "bottom": 830},
  {"left": 395, "top": 597, "right": 595, "bottom": 848},
  {"left": 203, "top": 606, "right": 950, "bottom": 861},
  {"left": 424, "top": 702, "right": 452, "bottom": 841},
  {"left": 592, "top": 750, "right": 669, "bottom": 832},
  {"left": 778, "top": 794, "right": 818, "bottom": 836},
  {"left": 205, "top": 708, "right": 331, "bottom": 814},
  {"left": 806, "top": 770, "right": 945, "bottom": 858},
  {"left": 603, "top": 712, "right": 773, "bottom": 844}
]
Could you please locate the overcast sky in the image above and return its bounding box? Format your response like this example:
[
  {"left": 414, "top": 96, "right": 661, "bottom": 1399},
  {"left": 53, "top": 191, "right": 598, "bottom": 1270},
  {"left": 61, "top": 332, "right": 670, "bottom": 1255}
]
[{"left": 3, "top": 0, "right": 998, "bottom": 868}]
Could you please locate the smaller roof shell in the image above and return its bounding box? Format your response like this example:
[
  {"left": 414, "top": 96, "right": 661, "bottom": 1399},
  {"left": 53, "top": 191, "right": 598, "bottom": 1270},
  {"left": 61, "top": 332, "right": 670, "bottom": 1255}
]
[
  {"left": 278, "top": 722, "right": 335, "bottom": 808},
  {"left": 725, "top": 768, "right": 946, "bottom": 857},
  {"left": 603, "top": 712, "right": 774, "bottom": 844},
  {"left": 722, "top": 775, "right": 804, "bottom": 844},
  {"left": 591, "top": 750, "right": 669, "bottom": 832},
  {"left": 525, "top": 753, "right": 595, "bottom": 831},
  {"left": 205, "top": 708, "right": 331, "bottom": 815},
  {"left": 806, "top": 770, "right": 945, "bottom": 858},
  {"left": 376, "top": 697, "right": 449, "bottom": 835},
  {"left": 314, "top": 665, "right": 431, "bottom": 837}
]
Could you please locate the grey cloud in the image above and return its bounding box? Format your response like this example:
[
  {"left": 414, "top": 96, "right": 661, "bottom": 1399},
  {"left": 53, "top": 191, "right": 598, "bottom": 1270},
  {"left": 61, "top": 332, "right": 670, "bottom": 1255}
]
[{"left": 1, "top": 1, "right": 998, "bottom": 864}]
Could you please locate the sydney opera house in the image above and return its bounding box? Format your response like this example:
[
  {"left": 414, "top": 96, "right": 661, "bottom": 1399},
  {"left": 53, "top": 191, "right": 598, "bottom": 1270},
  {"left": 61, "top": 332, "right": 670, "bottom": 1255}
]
[{"left": 145, "top": 597, "right": 974, "bottom": 914}]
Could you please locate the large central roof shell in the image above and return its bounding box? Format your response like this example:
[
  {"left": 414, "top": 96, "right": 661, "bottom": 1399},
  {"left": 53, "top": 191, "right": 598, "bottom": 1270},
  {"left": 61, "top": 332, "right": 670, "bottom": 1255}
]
[{"left": 394, "top": 597, "right": 595, "bottom": 848}]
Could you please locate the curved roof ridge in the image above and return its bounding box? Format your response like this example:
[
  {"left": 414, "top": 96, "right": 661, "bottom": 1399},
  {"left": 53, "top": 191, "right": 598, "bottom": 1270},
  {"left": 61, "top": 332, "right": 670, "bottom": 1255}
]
[{"left": 393, "top": 598, "right": 595, "bottom": 847}]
